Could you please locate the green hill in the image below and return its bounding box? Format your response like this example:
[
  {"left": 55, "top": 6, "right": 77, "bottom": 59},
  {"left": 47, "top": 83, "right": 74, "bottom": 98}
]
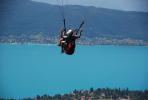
[{"left": 0, "top": 0, "right": 148, "bottom": 45}]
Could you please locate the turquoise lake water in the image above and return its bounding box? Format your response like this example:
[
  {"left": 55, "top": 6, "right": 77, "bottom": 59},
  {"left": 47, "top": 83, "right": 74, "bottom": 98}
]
[{"left": 0, "top": 44, "right": 148, "bottom": 98}]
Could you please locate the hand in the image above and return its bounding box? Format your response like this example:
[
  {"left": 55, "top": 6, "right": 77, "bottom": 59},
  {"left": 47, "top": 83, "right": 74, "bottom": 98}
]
[{"left": 80, "top": 29, "right": 83, "bottom": 32}]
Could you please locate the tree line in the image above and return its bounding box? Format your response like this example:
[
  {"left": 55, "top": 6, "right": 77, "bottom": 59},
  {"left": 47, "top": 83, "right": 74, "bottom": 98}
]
[{"left": 1, "top": 88, "right": 148, "bottom": 100}]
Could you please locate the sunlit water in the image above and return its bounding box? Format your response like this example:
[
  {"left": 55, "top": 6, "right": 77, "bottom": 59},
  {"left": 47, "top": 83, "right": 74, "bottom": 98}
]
[{"left": 0, "top": 44, "right": 148, "bottom": 99}]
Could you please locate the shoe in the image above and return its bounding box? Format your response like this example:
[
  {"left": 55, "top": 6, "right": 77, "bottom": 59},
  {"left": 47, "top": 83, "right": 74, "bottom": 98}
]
[{"left": 61, "top": 50, "right": 64, "bottom": 53}]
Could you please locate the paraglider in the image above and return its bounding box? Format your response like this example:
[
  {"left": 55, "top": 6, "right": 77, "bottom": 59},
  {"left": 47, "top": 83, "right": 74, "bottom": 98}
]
[
  {"left": 56, "top": 0, "right": 85, "bottom": 55},
  {"left": 58, "top": 19, "right": 84, "bottom": 55}
]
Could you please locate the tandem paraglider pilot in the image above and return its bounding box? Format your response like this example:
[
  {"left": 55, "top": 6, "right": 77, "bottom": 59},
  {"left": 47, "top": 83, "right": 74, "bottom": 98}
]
[{"left": 58, "top": 26, "right": 83, "bottom": 55}]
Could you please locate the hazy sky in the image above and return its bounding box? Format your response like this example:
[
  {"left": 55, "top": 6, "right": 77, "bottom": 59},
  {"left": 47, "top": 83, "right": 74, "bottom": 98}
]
[{"left": 32, "top": 0, "right": 148, "bottom": 12}]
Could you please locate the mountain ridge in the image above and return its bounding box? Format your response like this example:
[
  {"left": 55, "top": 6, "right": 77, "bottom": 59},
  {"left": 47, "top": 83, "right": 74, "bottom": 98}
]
[{"left": 0, "top": 0, "right": 148, "bottom": 45}]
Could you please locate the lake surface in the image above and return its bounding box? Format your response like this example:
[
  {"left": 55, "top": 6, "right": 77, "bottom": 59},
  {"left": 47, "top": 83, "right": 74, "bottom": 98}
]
[{"left": 0, "top": 44, "right": 148, "bottom": 99}]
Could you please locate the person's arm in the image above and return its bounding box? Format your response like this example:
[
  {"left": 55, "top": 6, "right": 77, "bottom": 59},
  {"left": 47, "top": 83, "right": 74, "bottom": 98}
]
[
  {"left": 79, "top": 29, "right": 83, "bottom": 37},
  {"left": 60, "top": 28, "right": 66, "bottom": 38},
  {"left": 74, "top": 29, "right": 83, "bottom": 39},
  {"left": 74, "top": 34, "right": 80, "bottom": 39}
]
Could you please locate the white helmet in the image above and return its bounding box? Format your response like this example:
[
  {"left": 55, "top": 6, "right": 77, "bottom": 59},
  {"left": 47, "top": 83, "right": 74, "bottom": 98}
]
[{"left": 66, "top": 29, "right": 73, "bottom": 35}]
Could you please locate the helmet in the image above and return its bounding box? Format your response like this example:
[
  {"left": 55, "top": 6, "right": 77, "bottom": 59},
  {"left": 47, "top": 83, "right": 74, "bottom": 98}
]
[{"left": 66, "top": 29, "right": 73, "bottom": 35}]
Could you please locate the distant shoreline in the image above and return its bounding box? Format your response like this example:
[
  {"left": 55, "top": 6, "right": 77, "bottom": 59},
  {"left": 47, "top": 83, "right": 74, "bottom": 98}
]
[
  {"left": 1, "top": 88, "right": 148, "bottom": 100},
  {"left": 0, "top": 43, "right": 148, "bottom": 47}
]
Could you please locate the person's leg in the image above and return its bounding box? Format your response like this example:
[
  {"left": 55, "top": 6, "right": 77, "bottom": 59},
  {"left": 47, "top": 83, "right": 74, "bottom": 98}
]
[
  {"left": 61, "top": 41, "right": 66, "bottom": 53},
  {"left": 61, "top": 45, "right": 64, "bottom": 53},
  {"left": 58, "top": 38, "right": 64, "bottom": 46}
]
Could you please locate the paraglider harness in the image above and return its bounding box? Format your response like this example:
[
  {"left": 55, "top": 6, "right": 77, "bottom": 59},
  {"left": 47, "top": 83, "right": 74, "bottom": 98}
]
[{"left": 59, "top": 19, "right": 84, "bottom": 55}]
